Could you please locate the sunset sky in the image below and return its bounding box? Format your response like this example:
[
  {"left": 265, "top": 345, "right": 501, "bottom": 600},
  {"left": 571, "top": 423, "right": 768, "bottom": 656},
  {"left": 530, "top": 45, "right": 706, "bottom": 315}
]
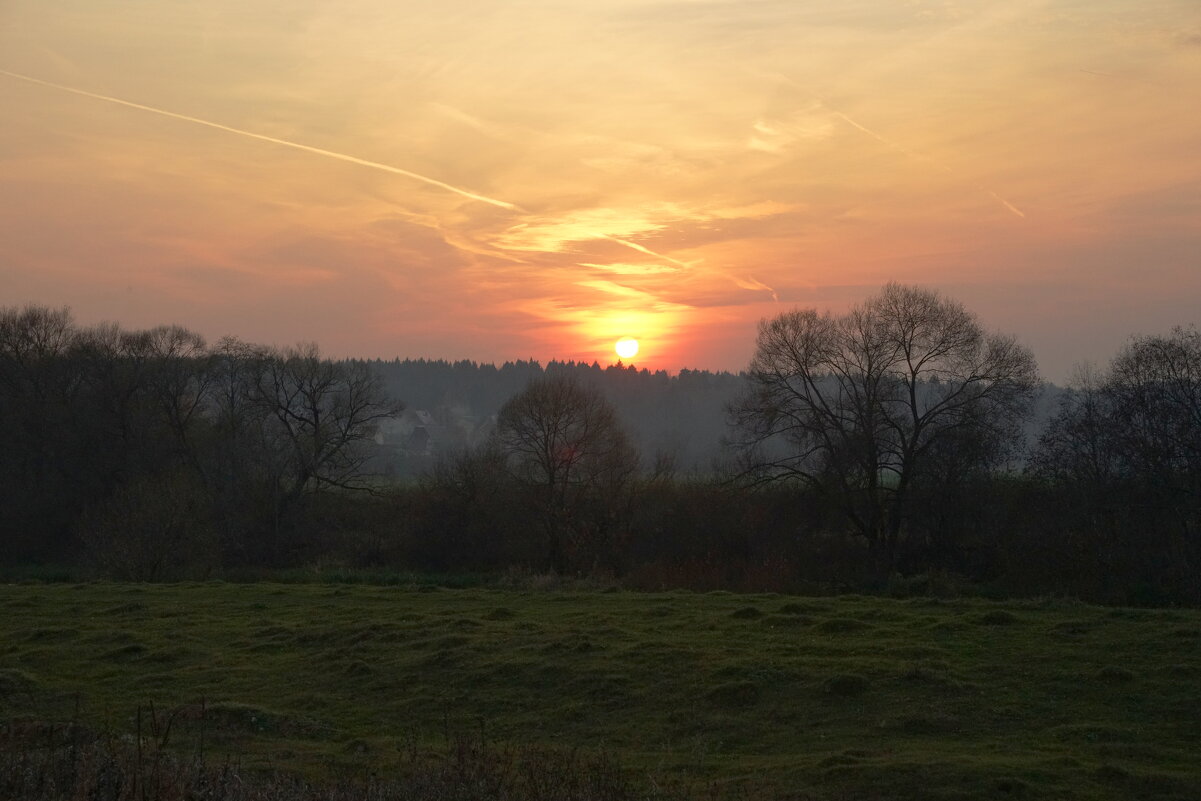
[{"left": 2, "top": 1, "right": 1199, "bottom": 379}]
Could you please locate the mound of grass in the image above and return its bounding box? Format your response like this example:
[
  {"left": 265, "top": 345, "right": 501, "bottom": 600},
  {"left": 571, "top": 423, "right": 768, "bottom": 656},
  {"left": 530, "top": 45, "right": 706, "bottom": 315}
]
[
  {"left": 883, "top": 714, "right": 963, "bottom": 734},
  {"left": 760, "top": 614, "right": 811, "bottom": 628},
  {"left": 0, "top": 668, "right": 38, "bottom": 696},
  {"left": 993, "top": 776, "right": 1029, "bottom": 795},
  {"left": 707, "top": 681, "right": 760, "bottom": 707},
  {"left": 101, "top": 602, "right": 148, "bottom": 616},
  {"left": 23, "top": 627, "right": 78, "bottom": 642},
  {"left": 731, "top": 606, "right": 763, "bottom": 619},
  {"left": 1096, "top": 665, "right": 1136, "bottom": 683},
  {"left": 100, "top": 643, "right": 147, "bottom": 661},
  {"left": 822, "top": 674, "right": 870, "bottom": 696},
  {"left": 816, "top": 618, "right": 872, "bottom": 633},
  {"left": 778, "top": 601, "right": 828, "bottom": 615},
  {"left": 1049, "top": 723, "right": 1138, "bottom": 743},
  {"left": 205, "top": 702, "right": 333, "bottom": 738},
  {"left": 897, "top": 663, "right": 951, "bottom": 684},
  {"left": 1052, "top": 619, "right": 1099, "bottom": 636}
]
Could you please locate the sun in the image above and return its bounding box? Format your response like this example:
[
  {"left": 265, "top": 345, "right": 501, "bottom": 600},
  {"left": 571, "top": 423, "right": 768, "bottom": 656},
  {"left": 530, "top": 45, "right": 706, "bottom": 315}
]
[{"left": 615, "top": 337, "right": 639, "bottom": 360}]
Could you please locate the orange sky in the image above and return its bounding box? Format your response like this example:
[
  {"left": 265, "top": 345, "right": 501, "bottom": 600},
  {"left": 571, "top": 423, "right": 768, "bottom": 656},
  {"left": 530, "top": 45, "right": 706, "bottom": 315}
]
[{"left": 2, "top": 1, "right": 1199, "bottom": 379}]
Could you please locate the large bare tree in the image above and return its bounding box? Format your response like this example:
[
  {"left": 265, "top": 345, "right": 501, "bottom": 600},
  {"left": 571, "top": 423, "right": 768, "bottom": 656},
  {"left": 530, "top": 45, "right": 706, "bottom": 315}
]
[
  {"left": 732, "top": 283, "right": 1038, "bottom": 572},
  {"left": 495, "top": 372, "right": 639, "bottom": 573}
]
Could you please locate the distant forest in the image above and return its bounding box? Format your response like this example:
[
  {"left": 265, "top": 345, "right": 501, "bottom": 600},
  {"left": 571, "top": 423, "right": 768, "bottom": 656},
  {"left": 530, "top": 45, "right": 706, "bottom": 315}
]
[
  {"left": 2, "top": 288, "right": 1198, "bottom": 606},
  {"left": 365, "top": 357, "right": 749, "bottom": 475}
]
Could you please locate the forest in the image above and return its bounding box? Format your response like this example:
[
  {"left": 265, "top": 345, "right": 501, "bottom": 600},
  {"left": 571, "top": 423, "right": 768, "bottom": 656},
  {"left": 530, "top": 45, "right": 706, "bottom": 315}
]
[{"left": 2, "top": 285, "right": 1198, "bottom": 606}]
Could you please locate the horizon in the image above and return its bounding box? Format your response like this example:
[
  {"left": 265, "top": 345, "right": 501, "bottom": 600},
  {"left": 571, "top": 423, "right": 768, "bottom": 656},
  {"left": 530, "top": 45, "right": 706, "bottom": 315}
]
[{"left": 3, "top": 1, "right": 1200, "bottom": 382}]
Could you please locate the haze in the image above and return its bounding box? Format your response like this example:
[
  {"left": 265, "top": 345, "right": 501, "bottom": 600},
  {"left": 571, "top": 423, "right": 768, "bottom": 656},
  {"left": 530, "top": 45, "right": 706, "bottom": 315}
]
[{"left": 2, "top": 0, "right": 1199, "bottom": 378}]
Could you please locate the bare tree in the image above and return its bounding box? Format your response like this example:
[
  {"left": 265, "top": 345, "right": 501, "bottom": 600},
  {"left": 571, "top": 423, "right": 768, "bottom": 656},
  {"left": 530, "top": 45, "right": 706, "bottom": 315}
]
[
  {"left": 198, "top": 340, "right": 402, "bottom": 562},
  {"left": 1109, "top": 327, "right": 1201, "bottom": 480},
  {"left": 1037, "top": 328, "right": 1201, "bottom": 489},
  {"left": 254, "top": 345, "right": 402, "bottom": 494},
  {"left": 0, "top": 306, "right": 84, "bottom": 560},
  {"left": 1031, "top": 327, "right": 1201, "bottom": 601},
  {"left": 732, "top": 283, "right": 1038, "bottom": 573},
  {"left": 143, "top": 325, "right": 214, "bottom": 458},
  {"left": 494, "top": 372, "right": 639, "bottom": 573},
  {"left": 1037, "top": 326, "right": 1196, "bottom": 533}
]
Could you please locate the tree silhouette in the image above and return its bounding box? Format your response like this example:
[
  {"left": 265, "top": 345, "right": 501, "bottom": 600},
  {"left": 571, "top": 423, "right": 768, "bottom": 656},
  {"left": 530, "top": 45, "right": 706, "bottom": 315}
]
[
  {"left": 732, "top": 283, "right": 1038, "bottom": 574},
  {"left": 494, "top": 372, "right": 638, "bottom": 573}
]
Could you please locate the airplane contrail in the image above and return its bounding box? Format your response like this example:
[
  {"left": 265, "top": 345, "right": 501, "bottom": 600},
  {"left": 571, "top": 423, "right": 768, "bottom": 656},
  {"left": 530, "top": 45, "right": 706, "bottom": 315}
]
[
  {"left": 747, "top": 69, "right": 1028, "bottom": 220},
  {"left": 825, "top": 106, "right": 1026, "bottom": 220},
  {"left": 590, "top": 231, "right": 693, "bottom": 269},
  {"left": 731, "top": 275, "right": 779, "bottom": 301},
  {"left": 985, "top": 190, "right": 1026, "bottom": 219},
  {"left": 0, "top": 69, "right": 522, "bottom": 211}
]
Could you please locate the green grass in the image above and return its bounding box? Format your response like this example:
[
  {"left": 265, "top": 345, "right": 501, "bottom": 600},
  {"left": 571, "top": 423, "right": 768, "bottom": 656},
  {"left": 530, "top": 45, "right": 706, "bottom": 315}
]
[{"left": 1, "top": 582, "right": 1199, "bottom": 800}]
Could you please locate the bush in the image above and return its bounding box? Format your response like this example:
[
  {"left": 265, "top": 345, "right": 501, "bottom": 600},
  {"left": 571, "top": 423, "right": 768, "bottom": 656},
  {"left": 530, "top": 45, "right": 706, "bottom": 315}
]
[{"left": 77, "top": 471, "right": 217, "bottom": 581}]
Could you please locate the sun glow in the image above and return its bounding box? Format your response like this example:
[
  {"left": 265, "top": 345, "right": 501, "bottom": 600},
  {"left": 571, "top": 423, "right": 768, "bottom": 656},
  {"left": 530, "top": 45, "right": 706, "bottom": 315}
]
[{"left": 615, "top": 337, "right": 639, "bottom": 360}]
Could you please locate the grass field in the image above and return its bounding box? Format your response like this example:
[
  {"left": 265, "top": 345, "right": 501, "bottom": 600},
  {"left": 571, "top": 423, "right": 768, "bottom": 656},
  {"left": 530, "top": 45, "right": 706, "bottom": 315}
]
[{"left": 2, "top": 582, "right": 1199, "bottom": 799}]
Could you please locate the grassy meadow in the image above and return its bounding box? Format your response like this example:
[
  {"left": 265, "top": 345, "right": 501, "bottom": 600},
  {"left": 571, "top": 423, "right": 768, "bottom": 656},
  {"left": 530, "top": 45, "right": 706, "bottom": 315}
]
[{"left": 2, "top": 581, "right": 1200, "bottom": 800}]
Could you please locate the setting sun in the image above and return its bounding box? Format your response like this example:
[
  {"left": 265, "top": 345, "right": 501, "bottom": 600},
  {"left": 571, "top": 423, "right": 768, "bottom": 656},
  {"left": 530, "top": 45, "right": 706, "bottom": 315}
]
[{"left": 615, "top": 338, "right": 639, "bottom": 360}]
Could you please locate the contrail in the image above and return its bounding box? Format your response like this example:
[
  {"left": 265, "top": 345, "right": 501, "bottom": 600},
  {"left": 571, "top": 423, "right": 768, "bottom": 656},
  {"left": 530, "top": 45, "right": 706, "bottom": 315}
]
[
  {"left": 0, "top": 69, "right": 521, "bottom": 211},
  {"left": 985, "top": 190, "right": 1026, "bottom": 219},
  {"left": 825, "top": 106, "right": 1026, "bottom": 220},
  {"left": 748, "top": 69, "right": 1026, "bottom": 220},
  {"left": 590, "top": 231, "right": 692, "bottom": 269},
  {"left": 731, "top": 275, "right": 779, "bottom": 302}
]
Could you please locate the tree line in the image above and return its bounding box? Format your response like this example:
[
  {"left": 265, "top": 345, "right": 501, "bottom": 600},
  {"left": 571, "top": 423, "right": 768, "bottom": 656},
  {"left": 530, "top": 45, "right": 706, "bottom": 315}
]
[
  {"left": 0, "top": 307, "right": 397, "bottom": 576},
  {"left": 1, "top": 287, "right": 1198, "bottom": 605}
]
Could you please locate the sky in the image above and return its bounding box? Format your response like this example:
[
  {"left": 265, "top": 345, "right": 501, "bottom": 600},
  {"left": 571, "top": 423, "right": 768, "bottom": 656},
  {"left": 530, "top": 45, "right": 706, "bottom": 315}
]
[{"left": 1, "top": 1, "right": 1199, "bottom": 380}]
